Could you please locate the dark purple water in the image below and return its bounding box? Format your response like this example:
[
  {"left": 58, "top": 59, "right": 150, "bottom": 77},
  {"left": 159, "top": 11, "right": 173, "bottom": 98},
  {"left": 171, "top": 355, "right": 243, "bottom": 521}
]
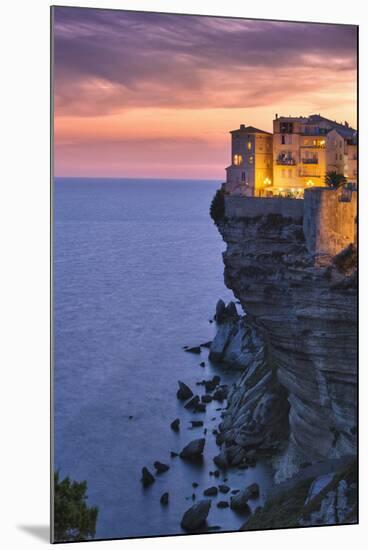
[{"left": 53, "top": 178, "right": 273, "bottom": 540}]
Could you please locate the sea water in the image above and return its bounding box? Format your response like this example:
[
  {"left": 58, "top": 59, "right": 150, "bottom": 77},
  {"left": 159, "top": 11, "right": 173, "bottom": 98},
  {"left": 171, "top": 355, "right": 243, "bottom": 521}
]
[{"left": 53, "top": 178, "right": 273, "bottom": 540}]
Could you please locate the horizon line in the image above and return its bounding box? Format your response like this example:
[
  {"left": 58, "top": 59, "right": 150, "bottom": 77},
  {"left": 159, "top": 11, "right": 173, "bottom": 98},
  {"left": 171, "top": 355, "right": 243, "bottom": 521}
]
[{"left": 53, "top": 176, "right": 223, "bottom": 182}]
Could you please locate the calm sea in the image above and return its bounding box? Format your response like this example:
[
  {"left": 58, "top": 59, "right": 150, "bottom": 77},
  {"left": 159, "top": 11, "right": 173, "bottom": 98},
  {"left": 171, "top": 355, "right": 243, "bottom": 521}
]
[{"left": 53, "top": 178, "right": 272, "bottom": 540}]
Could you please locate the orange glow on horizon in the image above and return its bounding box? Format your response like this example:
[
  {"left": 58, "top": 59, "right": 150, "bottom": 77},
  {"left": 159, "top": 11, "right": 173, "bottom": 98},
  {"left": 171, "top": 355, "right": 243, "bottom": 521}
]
[{"left": 53, "top": 9, "right": 357, "bottom": 179}]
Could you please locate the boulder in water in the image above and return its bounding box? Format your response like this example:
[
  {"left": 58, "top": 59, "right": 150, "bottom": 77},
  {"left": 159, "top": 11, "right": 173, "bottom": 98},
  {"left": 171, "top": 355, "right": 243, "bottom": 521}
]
[
  {"left": 177, "top": 381, "right": 193, "bottom": 400},
  {"left": 230, "top": 483, "right": 259, "bottom": 510},
  {"left": 213, "top": 387, "right": 228, "bottom": 402},
  {"left": 154, "top": 461, "right": 170, "bottom": 474},
  {"left": 217, "top": 501, "right": 229, "bottom": 508},
  {"left": 203, "top": 486, "right": 218, "bottom": 496},
  {"left": 185, "top": 346, "right": 201, "bottom": 354},
  {"left": 201, "top": 394, "right": 213, "bottom": 403},
  {"left": 141, "top": 467, "right": 155, "bottom": 487},
  {"left": 181, "top": 500, "right": 211, "bottom": 532},
  {"left": 213, "top": 449, "right": 228, "bottom": 470},
  {"left": 180, "top": 438, "right": 205, "bottom": 460},
  {"left": 190, "top": 420, "right": 203, "bottom": 428},
  {"left": 170, "top": 418, "right": 180, "bottom": 431},
  {"left": 184, "top": 395, "right": 200, "bottom": 410}
]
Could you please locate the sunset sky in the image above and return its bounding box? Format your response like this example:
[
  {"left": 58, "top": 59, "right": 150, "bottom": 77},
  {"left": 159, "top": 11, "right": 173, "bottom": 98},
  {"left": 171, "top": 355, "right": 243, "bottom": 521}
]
[{"left": 53, "top": 7, "right": 357, "bottom": 179}]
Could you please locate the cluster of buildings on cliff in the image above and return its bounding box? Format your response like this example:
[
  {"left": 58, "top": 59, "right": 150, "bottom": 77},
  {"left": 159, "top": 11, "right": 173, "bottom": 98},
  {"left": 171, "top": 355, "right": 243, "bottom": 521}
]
[{"left": 224, "top": 114, "right": 357, "bottom": 198}]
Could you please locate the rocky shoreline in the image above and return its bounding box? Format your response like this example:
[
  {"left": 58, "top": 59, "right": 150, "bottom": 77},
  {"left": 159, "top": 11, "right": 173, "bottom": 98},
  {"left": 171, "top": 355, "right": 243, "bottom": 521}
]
[
  {"left": 139, "top": 303, "right": 273, "bottom": 533},
  {"left": 139, "top": 278, "right": 356, "bottom": 531}
]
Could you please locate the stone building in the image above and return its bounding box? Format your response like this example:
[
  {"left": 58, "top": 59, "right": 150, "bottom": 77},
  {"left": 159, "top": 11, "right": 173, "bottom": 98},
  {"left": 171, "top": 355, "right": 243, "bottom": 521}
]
[
  {"left": 272, "top": 114, "right": 357, "bottom": 196},
  {"left": 224, "top": 125, "right": 273, "bottom": 197},
  {"left": 346, "top": 135, "right": 358, "bottom": 188}
]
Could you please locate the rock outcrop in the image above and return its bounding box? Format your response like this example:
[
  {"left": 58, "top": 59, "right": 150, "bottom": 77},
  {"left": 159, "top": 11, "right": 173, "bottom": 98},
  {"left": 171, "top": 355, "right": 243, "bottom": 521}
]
[
  {"left": 214, "top": 210, "right": 357, "bottom": 466},
  {"left": 209, "top": 307, "right": 263, "bottom": 369},
  {"left": 230, "top": 483, "right": 259, "bottom": 510},
  {"left": 243, "top": 459, "right": 357, "bottom": 529},
  {"left": 210, "top": 306, "right": 290, "bottom": 465},
  {"left": 179, "top": 438, "right": 205, "bottom": 460},
  {"left": 181, "top": 500, "right": 211, "bottom": 531}
]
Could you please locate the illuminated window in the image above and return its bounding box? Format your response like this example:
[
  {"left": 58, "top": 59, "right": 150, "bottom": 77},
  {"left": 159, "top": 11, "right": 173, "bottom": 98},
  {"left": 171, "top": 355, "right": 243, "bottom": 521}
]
[
  {"left": 247, "top": 141, "right": 252, "bottom": 150},
  {"left": 233, "top": 154, "right": 242, "bottom": 165}
]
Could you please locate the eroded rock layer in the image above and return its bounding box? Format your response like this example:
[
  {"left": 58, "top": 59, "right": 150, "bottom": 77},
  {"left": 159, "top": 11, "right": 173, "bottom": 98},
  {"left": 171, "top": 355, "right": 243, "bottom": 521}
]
[{"left": 216, "top": 212, "right": 357, "bottom": 461}]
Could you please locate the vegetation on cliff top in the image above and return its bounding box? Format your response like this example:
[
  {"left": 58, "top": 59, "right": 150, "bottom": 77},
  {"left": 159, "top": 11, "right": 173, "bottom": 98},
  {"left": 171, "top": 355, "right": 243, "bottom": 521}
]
[
  {"left": 54, "top": 472, "right": 98, "bottom": 542},
  {"left": 210, "top": 189, "right": 225, "bottom": 224},
  {"left": 324, "top": 170, "right": 347, "bottom": 189}
]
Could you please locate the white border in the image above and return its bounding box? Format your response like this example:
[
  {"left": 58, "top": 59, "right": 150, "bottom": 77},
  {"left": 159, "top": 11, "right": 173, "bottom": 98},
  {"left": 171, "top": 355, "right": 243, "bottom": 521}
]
[{"left": 1, "top": 0, "right": 366, "bottom": 548}]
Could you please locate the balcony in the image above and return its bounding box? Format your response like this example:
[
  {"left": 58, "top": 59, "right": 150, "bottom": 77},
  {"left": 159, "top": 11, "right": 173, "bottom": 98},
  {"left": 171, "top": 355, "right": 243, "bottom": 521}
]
[
  {"left": 276, "top": 157, "right": 296, "bottom": 165},
  {"left": 301, "top": 158, "right": 318, "bottom": 164}
]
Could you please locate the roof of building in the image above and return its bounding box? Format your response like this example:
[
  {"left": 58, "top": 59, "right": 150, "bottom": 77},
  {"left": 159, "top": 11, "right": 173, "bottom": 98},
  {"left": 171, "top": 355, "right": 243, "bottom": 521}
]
[
  {"left": 276, "top": 113, "right": 356, "bottom": 138},
  {"left": 307, "top": 114, "right": 356, "bottom": 137},
  {"left": 230, "top": 125, "right": 272, "bottom": 135}
]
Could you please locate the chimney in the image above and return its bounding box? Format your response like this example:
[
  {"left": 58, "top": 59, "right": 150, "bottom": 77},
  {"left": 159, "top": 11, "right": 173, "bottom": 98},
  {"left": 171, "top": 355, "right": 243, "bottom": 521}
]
[
  {"left": 275, "top": 113, "right": 278, "bottom": 119},
  {"left": 345, "top": 121, "right": 349, "bottom": 127},
  {"left": 240, "top": 124, "right": 245, "bottom": 130}
]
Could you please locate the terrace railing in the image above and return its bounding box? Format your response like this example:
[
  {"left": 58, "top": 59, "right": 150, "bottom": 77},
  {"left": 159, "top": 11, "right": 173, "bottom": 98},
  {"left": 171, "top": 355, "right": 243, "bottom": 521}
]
[{"left": 301, "top": 158, "right": 318, "bottom": 164}]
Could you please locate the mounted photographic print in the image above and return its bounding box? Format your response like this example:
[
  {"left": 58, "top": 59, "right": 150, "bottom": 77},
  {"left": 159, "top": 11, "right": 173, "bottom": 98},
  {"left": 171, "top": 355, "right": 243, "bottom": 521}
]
[{"left": 51, "top": 5, "right": 358, "bottom": 543}]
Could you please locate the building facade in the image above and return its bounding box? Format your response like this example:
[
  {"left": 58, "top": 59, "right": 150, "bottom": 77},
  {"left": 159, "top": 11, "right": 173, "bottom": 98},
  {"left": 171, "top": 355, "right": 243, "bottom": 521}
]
[
  {"left": 224, "top": 125, "right": 273, "bottom": 197},
  {"left": 346, "top": 136, "right": 358, "bottom": 187},
  {"left": 272, "top": 114, "right": 357, "bottom": 197}
]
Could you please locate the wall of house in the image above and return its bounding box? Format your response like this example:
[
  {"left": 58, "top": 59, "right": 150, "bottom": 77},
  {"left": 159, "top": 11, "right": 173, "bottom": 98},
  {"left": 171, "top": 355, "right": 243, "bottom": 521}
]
[
  {"left": 347, "top": 143, "right": 358, "bottom": 186},
  {"left": 254, "top": 134, "right": 273, "bottom": 195}
]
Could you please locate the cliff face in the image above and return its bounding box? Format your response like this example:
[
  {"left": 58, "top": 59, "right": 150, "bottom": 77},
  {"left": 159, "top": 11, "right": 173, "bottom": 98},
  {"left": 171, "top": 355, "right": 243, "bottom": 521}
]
[{"left": 216, "top": 211, "right": 357, "bottom": 464}]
